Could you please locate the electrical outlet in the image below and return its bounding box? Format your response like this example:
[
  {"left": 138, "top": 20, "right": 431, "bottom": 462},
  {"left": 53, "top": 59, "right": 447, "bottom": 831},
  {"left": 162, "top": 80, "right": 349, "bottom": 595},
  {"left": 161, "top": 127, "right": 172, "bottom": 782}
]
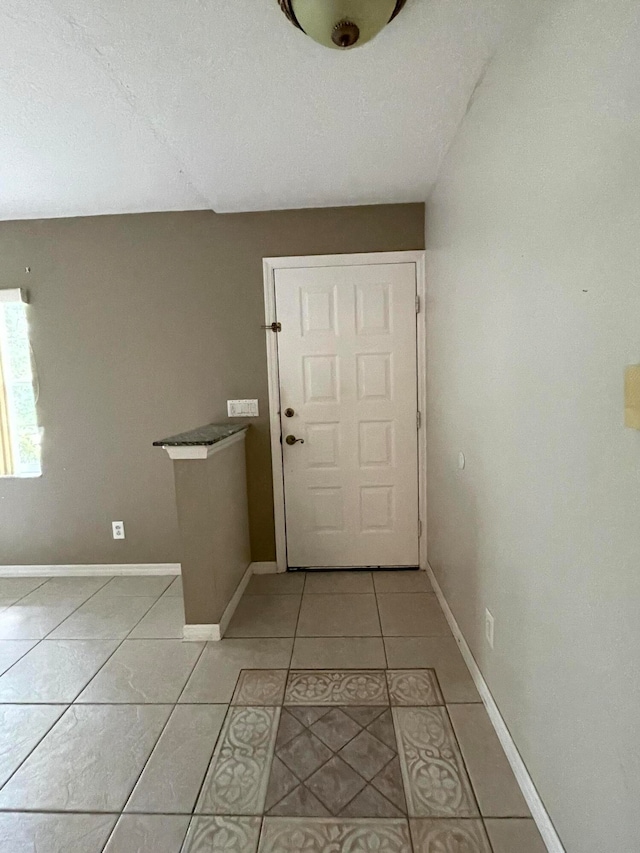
[
  {"left": 112, "top": 521, "right": 125, "bottom": 540},
  {"left": 485, "top": 609, "right": 495, "bottom": 649}
]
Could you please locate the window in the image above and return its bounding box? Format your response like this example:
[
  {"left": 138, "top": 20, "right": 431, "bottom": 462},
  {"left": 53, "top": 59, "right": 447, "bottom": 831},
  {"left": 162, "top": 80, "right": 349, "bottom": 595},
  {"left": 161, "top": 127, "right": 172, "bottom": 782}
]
[{"left": 0, "top": 289, "right": 41, "bottom": 476}]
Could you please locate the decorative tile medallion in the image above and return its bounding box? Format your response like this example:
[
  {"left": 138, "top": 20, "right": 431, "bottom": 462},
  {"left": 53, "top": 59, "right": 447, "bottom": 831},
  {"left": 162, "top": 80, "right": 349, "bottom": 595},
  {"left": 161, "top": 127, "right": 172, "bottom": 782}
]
[
  {"left": 265, "top": 706, "right": 405, "bottom": 818},
  {"left": 232, "top": 670, "right": 288, "bottom": 706},
  {"left": 387, "top": 670, "right": 444, "bottom": 707},
  {"left": 258, "top": 817, "right": 412, "bottom": 853},
  {"left": 196, "top": 707, "right": 279, "bottom": 815},
  {"left": 285, "top": 670, "right": 388, "bottom": 706},
  {"left": 393, "top": 707, "right": 478, "bottom": 818},
  {"left": 410, "top": 818, "right": 493, "bottom": 852},
  {"left": 182, "top": 816, "right": 262, "bottom": 853}
]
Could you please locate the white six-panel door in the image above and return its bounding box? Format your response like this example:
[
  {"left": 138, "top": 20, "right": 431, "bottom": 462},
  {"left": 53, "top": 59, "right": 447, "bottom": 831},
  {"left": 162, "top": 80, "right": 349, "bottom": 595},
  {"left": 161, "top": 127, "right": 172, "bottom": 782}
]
[{"left": 274, "top": 262, "right": 419, "bottom": 568}]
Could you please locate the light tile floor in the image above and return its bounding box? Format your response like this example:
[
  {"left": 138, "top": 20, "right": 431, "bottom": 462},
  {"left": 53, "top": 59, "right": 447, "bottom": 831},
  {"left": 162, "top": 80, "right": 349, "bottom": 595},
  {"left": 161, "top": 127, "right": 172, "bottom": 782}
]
[{"left": 0, "top": 571, "right": 547, "bottom": 852}]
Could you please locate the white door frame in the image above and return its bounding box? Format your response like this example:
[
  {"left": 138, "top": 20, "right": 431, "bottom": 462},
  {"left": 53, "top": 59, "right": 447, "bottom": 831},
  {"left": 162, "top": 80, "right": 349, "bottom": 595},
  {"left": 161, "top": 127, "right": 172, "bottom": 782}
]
[{"left": 263, "top": 251, "right": 427, "bottom": 574}]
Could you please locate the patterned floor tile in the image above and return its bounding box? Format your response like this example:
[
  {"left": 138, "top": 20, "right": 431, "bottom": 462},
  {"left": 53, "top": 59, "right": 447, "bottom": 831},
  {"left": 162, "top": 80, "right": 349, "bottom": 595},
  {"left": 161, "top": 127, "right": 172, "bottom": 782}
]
[
  {"left": 342, "top": 706, "right": 388, "bottom": 726},
  {"left": 340, "top": 785, "right": 404, "bottom": 818},
  {"left": 232, "top": 670, "right": 288, "bottom": 706},
  {"left": 258, "top": 818, "right": 412, "bottom": 853},
  {"left": 384, "top": 638, "right": 481, "bottom": 703},
  {"left": 387, "top": 670, "right": 444, "bottom": 706},
  {"left": 305, "top": 756, "right": 367, "bottom": 813},
  {"left": 267, "top": 705, "right": 405, "bottom": 819},
  {"left": 340, "top": 729, "right": 395, "bottom": 780},
  {"left": 196, "top": 707, "right": 280, "bottom": 815},
  {"left": 309, "top": 708, "right": 361, "bottom": 751},
  {"left": 264, "top": 757, "right": 299, "bottom": 811},
  {"left": 182, "top": 816, "right": 262, "bottom": 853},
  {"left": 371, "top": 757, "right": 407, "bottom": 812},
  {"left": 277, "top": 730, "right": 332, "bottom": 780},
  {"left": 286, "top": 706, "right": 330, "bottom": 726},
  {"left": 285, "top": 670, "right": 388, "bottom": 706},
  {"left": 274, "top": 709, "right": 306, "bottom": 748},
  {"left": 268, "top": 785, "right": 330, "bottom": 817},
  {"left": 393, "top": 707, "right": 478, "bottom": 818},
  {"left": 410, "top": 818, "right": 492, "bottom": 852},
  {"left": 367, "top": 708, "right": 398, "bottom": 749}
]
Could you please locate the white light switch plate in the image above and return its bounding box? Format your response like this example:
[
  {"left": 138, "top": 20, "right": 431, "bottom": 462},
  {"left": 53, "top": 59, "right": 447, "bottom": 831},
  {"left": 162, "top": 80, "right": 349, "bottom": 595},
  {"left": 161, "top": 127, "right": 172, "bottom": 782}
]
[{"left": 227, "top": 399, "right": 259, "bottom": 417}]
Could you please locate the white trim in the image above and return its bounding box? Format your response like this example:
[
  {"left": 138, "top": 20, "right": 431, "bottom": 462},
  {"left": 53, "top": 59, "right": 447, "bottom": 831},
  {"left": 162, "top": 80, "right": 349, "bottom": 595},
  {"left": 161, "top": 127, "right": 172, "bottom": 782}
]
[
  {"left": 182, "top": 561, "right": 253, "bottom": 642},
  {"left": 425, "top": 563, "right": 564, "bottom": 853},
  {"left": 183, "top": 623, "right": 222, "bottom": 642},
  {"left": 0, "top": 288, "right": 27, "bottom": 304},
  {"left": 263, "top": 251, "right": 427, "bottom": 574},
  {"left": 416, "top": 252, "right": 428, "bottom": 572},
  {"left": 263, "top": 251, "right": 426, "bottom": 269},
  {"left": 0, "top": 563, "right": 181, "bottom": 577},
  {"left": 263, "top": 257, "right": 288, "bottom": 574},
  {"left": 250, "top": 561, "right": 278, "bottom": 575},
  {"left": 162, "top": 430, "right": 247, "bottom": 460}
]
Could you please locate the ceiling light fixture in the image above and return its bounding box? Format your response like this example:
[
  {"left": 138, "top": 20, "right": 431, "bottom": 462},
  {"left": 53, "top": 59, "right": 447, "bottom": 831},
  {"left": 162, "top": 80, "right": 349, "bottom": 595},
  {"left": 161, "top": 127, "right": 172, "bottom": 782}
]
[{"left": 279, "top": 0, "right": 407, "bottom": 50}]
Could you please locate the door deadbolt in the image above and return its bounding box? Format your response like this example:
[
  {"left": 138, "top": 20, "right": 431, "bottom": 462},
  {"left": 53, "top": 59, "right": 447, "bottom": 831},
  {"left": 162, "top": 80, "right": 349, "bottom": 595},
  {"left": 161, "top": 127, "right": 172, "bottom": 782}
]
[
  {"left": 284, "top": 408, "right": 295, "bottom": 418},
  {"left": 285, "top": 435, "right": 304, "bottom": 445}
]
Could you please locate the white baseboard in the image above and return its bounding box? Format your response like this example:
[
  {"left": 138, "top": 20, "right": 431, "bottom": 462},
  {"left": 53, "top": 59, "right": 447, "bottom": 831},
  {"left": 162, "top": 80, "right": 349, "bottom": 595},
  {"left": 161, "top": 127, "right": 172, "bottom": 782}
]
[
  {"left": 250, "top": 561, "right": 278, "bottom": 575},
  {"left": 183, "top": 623, "right": 222, "bottom": 642},
  {"left": 0, "top": 563, "right": 181, "bottom": 577},
  {"left": 425, "top": 563, "right": 564, "bottom": 853},
  {"left": 183, "top": 561, "right": 254, "bottom": 643}
]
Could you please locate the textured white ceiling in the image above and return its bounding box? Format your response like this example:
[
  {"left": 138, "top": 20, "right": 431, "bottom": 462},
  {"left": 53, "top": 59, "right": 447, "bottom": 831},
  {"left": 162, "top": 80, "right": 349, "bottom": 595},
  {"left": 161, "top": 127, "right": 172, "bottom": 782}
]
[{"left": 1, "top": 0, "right": 521, "bottom": 219}]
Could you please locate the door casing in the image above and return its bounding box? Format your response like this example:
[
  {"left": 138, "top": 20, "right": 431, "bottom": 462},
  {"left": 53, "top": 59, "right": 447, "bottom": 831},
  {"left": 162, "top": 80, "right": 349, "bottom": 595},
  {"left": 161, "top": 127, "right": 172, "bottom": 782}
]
[{"left": 263, "top": 251, "right": 427, "bottom": 574}]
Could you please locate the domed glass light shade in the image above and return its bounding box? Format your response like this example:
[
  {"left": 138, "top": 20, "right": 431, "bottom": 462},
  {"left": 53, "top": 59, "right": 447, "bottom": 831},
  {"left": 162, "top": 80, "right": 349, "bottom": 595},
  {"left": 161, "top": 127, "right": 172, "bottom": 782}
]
[{"left": 279, "top": 0, "right": 406, "bottom": 50}]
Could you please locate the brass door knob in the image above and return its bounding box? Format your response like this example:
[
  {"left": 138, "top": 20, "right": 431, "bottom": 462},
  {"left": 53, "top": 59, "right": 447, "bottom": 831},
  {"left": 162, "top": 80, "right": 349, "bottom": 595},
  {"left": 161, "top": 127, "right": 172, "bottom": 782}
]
[{"left": 285, "top": 435, "right": 304, "bottom": 445}]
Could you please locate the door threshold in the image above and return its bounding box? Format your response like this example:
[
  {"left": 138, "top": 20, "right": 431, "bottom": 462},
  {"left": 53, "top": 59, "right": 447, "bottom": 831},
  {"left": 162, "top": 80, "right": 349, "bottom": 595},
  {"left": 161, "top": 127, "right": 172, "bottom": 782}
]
[{"left": 289, "top": 566, "right": 420, "bottom": 572}]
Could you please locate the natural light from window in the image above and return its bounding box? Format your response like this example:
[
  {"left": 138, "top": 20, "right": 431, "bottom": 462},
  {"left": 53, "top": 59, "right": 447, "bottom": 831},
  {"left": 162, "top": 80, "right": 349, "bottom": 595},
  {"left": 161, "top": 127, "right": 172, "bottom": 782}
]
[{"left": 0, "top": 289, "right": 41, "bottom": 477}]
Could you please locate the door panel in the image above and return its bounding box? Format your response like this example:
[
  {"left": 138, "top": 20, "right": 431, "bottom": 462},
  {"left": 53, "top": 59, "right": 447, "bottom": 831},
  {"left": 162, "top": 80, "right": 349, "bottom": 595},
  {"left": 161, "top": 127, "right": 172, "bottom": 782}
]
[{"left": 275, "top": 262, "right": 419, "bottom": 568}]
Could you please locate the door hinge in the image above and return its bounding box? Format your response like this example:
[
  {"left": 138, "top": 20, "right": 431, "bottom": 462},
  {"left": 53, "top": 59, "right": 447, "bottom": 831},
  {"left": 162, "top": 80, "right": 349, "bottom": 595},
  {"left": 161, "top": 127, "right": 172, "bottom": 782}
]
[
  {"left": 415, "top": 295, "right": 421, "bottom": 314},
  {"left": 417, "top": 411, "right": 422, "bottom": 429},
  {"left": 261, "top": 321, "right": 281, "bottom": 332},
  {"left": 418, "top": 519, "right": 423, "bottom": 537}
]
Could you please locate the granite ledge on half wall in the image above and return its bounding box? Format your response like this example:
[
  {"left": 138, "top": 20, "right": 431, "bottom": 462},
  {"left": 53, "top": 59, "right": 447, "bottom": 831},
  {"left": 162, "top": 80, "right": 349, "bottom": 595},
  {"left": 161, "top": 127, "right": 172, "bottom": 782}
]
[{"left": 152, "top": 423, "right": 247, "bottom": 447}]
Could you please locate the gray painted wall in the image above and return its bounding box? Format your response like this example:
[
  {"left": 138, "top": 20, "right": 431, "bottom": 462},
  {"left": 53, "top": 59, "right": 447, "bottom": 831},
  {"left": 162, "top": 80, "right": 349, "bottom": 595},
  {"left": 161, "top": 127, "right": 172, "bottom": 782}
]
[
  {"left": 425, "top": 2, "right": 640, "bottom": 851},
  {"left": 173, "top": 435, "right": 251, "bottom": 626},
  {"left": 0, "top": 205, "right": 424, "bottom": 565}
]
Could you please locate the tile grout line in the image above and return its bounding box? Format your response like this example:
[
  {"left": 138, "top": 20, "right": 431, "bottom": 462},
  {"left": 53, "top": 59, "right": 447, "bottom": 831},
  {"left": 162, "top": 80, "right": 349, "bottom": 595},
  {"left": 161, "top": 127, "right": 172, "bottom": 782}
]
[
  {"left": 0, "top": 639, "right": 40, "bottom": 680},
  {"left": 265, "top": 708, "right": 360, "bottom": 815},
  {"left": 374, "top": 588, "right": 389, "bottom": 667},
  {"left": 39, "top": 575, "right": 117, "bottom": 641},
  {"left": 0, "top": 575, "right": 115, "bottom": 676},
  {"left": 442, "top": 703, "right": 484, "bottom": 820},
  {"left": 480, "top": 817, "right": 498, "bottom": 853},
  {"left": 0, "top": 582, "right": 176, "bottom": 809},
  {"left": 113, "top": 639, "right": 212, "bottom": 820},
  {"left": 185, "top": 667, "right": 260, "bottom": 820},
  {"left": 184, "top": 703, "right": 234, "bottom": 822},
  {"left": 104, "top": 700, "right": 182, "bottom": 846},
  {"left": 289, "top": 573, "right": 306, "bottom": 659},
  {"left": 168, "top": 639, "right": 209, "bottom": 706},
  {"left": 68, "top": 583, "right": 175, "bottom": 704},
  {"left": 0, "top": 579, "right": 141, "bottom": 797},
  {"left": 0, "top": 703, "right": 68, "bottom": 797}
]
